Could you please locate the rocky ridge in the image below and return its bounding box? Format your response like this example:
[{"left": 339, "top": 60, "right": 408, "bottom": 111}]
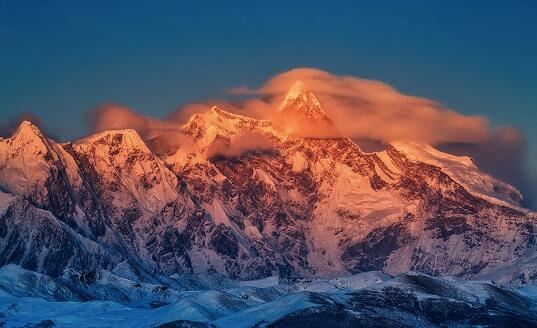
[{"left": 0, "top": 82, "right": 535, "bottom": 286}]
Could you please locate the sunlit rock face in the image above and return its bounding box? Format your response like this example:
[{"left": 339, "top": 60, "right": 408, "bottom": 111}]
[{"left": 0, "top": 82, "right": 535, "bottom": 286}]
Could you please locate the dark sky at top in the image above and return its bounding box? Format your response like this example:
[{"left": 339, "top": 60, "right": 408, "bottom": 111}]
[{"left": 1, "top": 1, "right": 536, "bottom": 176}]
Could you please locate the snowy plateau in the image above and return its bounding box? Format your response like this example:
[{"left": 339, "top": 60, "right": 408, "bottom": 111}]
[{"left": 0, "top": 82, "right": 537, "bottom": 327}]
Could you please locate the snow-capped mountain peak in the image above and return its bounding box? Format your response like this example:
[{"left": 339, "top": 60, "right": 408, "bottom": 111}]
[
  {"left": 282, "top": 80, "right": 310, "bottom": 102},
  {"left": 275, "top": 81, "right": 339, "bottom": 137},
  {"left": 9, "top": 120, "right": 46, "bottom": 145},
  {"left": 182, "top": 106, "right": 275, "bottom": 147},
  {"left": 73, "top": 128, "right": 151, "bottom": 154},
  {"left": 279, "top": 80, "right": 330, "bottom": 121},
  {"left": 0, "top": 120, "right": 87, "bottom": 214}
]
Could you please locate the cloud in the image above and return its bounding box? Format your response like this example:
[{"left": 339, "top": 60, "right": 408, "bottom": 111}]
[
  {"left": 87, "top": 68, "right": 535, "bottom": 208},
  {"left": 207, "top": 132, "right": 275, "bottom": 159},
  {"left": 89, "top": 104, "right": 178, "bottom": 138},
  {"left": 229, "top": 68, "right": 536, "bottom": 208},
  {"left": 233, "top": 68, "right": 491, "bottom": 144},
  {"left": 88, "top": 104, "right": 275, "bottom": 159},
  {"left": 88, "top": 104, "right": 196, "bottom": 156}
]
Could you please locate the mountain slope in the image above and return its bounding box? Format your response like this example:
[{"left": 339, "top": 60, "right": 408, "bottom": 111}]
[{"left": 1, "top": 265, "right": 536, "bottom": 328}]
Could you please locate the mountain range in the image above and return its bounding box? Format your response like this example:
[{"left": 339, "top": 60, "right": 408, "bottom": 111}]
[{"left": 1, "top": 82, "right": 536, "bottom": 326}]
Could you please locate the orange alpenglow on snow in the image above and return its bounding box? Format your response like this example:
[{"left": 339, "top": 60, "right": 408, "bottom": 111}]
[{"left": 274, "top": 80, "right": 340, "bottom": 138}]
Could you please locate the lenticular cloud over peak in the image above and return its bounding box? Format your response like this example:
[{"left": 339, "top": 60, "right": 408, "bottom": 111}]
[{"left": 232, "top": 67, "right": 493, "bottom": 145}]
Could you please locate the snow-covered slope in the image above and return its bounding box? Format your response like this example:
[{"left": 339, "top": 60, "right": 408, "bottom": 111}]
[
  {"left": 389, "top": 140, "right": 523, "bottom": 207},
  {"left": 0, "top": 191, "right": 117, "bottom": 277},
  {"left": 1, "top": 265, "right": 536, "bottom": 327}
]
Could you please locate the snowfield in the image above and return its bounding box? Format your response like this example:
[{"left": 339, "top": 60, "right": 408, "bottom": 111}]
[{"left": 1, "top": 265, "right": 537, "bottom": 327}]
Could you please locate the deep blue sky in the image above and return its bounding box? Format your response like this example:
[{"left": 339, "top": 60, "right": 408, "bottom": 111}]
[{"left": 1, "top": 1, "right": 536, "bottom": 170}]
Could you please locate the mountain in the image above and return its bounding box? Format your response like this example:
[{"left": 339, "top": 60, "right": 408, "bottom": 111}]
[
  {"left": 0, "top": 82, "right": 536, "bottom": 289},
  {"left": 278, "top": 80, "right": 332, "bottom": 122},
  {"left": 274, "top": 80, "right": 339, "bottom": 137},
  {"left": 1, "top": 264, "right": 537, "bottom": 327}
]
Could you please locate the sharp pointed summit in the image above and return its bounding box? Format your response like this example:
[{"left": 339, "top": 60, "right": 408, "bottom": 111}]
[
  {"left": 12, "top": 120, "right": 45, "bottom": 141},
  {"left": 279, "top": 80, "right": 331, "bottom": 121},
  {"left": 275, "top": 80, "right": 339, "bottom": 137},
  {"left": 282, "top": 80, "right": 310, "bottom": 102},
  {"left": 3, "top": 120, "right": 51, "bottom": 155}
]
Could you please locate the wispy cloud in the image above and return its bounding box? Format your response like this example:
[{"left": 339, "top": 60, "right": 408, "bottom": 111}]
[
  {"left": 87, "top": 68, "right": 535, "bottom": 208},
  {"left": 207, "top": 132, "right": 275, "bottom": 159},
  {"left": 232, "top": 67, "right": 492, "bottom": 144}
]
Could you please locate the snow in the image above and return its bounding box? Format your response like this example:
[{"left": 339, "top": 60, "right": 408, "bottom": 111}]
[
  {"left": 305, "top": 161, "right": 406, "bottom": 276},
  {"left": 290, "top": 151, "right": 307, "bottom": 172},
  {"left": 254, "top": 169, "right": 276, "bottom": 190},
  {"left": 239, "top": 276, "right": 280, "bottom": 288},
  {"left": 11, "top": 120, "right": 44, "bottom": 140},
  {"left": 0, "top": 264, "right": 535, "bottom": 327},
  {"left": 375, "top": 151, "right": 402, "bottom": 176},
  {"left": 0, "top": 191, "right": 15, "bottom": 213},
  {"left": 72, "top": 128, "right": 183, "bottom": 214},
  {"left": 214, "top": 292, "right": 322, "bottom": 328},
  {"left": 73, "top": 128, "right": 149, "bottom": 152},
  {"left": 279, "top": 80, "right": 326, "bottom": 118},
  {"left": 283, "top": 80, "right": 310, "bottom": 101},
  {"left": 182, "top": 106, "right": 276, "bottom": 148},
  {"left": 188, "top": 247, "right": 227, "bottom": 274},
  {"left": 389, "top": 140, "right": 523, "bottom": 207},
  {"left": 0, "top": 121, "right": 52, "bottom": 200},
  {"left": 327, "top": 271, "right": 391, "bottom": 290},
  {"left": 243, "top": 220, "right": 263, "bottom": 240},
  {"left": 517, "top": 284, "right": 537, "bottom": 300},
  {"left": 0, "top": 296, "right": 143, "bottom": 328},
  {"left": 203, "top": 200, "right": 231, "bottom": 227}
]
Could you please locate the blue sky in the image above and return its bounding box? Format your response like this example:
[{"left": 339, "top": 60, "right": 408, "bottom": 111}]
[{"left": 1, "top": 1, "right": 536, "bottom": 170}]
